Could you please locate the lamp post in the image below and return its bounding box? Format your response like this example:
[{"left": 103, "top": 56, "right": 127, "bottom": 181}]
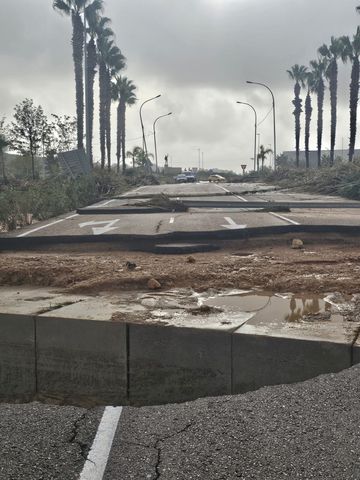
[
  {"left": 246, "top": 81, "right": 277, "bottom": 168},
  {"left": 140, "top": 95, "right": 161, "bottom": 155},
  {"left": 236, "top": 101, "right": 258, "bottom": 172},
  {"left": 153, "top": 112, "right": 172, "bottom": 173}
]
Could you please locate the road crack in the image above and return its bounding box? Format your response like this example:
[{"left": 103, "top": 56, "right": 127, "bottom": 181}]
[
  {"left": 69, "top": 411, "right": 93, "bottom": 461},
  {"left": 152, "top": 422, "right": 193, "bottom": 479}
]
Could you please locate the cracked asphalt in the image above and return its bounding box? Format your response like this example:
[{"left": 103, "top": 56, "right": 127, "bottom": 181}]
[
  {"left": 105, "top": 365, "right": 360, "bottom": 479},
  {"left": 0, "top": 403, "right": 102, "bottom": 480},
  {"left": 2, "top": 366, "right": 360, "bottom": 479}
]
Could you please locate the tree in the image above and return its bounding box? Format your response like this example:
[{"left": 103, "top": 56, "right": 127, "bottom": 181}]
[
  {"left": 310, "top": 59, "right": 327, "bottom": 168},
  {"left": 304, "top": 72, "right": 315, "bottom": 169},
  {"left": 48, "top": 114, "right": 77, "bottom": 154},
  {"left": 85, "top": 0, "right": 104, "bottom": 165},
  {"left": 126, "top": 146, "right": 142, "bottom": 169},
  {"left": 112, "top": 76, "right": 137, "bottom": 173},
  {"left": 287, "top": 64, "right": 308, "bottom": 167},
  {"left": 340, "top": 29, "right": 360, "bottom": 162},
  {"left": 0, "top": 118, "right": 9, "bottom": 183},
  {"left": 9, "top": 99, "right": 49, "bottom": 179},
  {"left": 318, "top": 37, "right": 344, "bottom": 165},
  {"left": 257, "top": 145, "right": 273, "bottom": 170}
]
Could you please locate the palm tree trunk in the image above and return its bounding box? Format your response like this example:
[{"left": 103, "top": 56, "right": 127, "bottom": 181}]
[
  {"left": 116, "top": 103, "right": 121, "bottom": 173},
  {"left": 86, "top": 37, "right": 97, "bottom": 166},
  {"left": 121, "top": 102, "right": 126, "bottom": 172},
  {"left": 71, "top": 11, "right": 84, "bottom": 151},
  {"left": 105, "top": 70, "right": 112, "bottom": 170},
  {"left": 329, "top": 61, "right": 338, "bottom": 165},
  {"left": 349, "top": 56, "right": 359, "bottom": 162},
  {"left": 99, "top": 60, "right": 106, "bottom": 169},
  {"left": 0, "top": 151, "right": 6, "bottom": 183},
  {"left": 304, "top": 90, "right": 312, "bottom": 169},
  {"left": 317, "top": 80, "right": 325, "bottom": 168},
  {"left": 293, "top": 82, "right": 302, "bottom": 167}
]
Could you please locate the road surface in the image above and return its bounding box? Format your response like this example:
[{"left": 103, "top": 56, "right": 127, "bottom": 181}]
[
  {"left": 1, "top": 365, "right": 360, "bottom": 479},
  {"left": 9, "top": 182, "right": 360, "bottom": 239}
]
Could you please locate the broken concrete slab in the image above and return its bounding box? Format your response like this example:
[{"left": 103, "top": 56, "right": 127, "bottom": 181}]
[
  {"left": 232, "top": 302, "right": 360, "bottom": 393},
  {"left": 36, "top": 317, "right": 127, "bottom": 405},
  {"left": 128, "top": 324, "right": 232, "bottom": 405},
  {"left": 0, "top": 314, "right": 35, "bottom": 399}
]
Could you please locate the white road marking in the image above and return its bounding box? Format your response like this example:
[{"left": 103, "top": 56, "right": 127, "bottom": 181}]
[
  {"left": 222, "top": 217, "right": 247, "bottom": 230},
  {"left": 79, "top": 406, "right": 123, "bottom": 480},
  {"left": 169, "top": 217, "right": 175, "bottom": 224},
  {"left": 269, "top": 212, "right": 300, "bottom": 225},
  {"left": 215, "top": 183, "right": 301, "bottom": 225},
  {"left": 17, "top": 214, "right": 79, "bottom": 238},
  {"left": 79, "top": 219, "right": 120, "bottom": 235},
  {"left": 93, "top": 200, "right": 115, "bottom": 208}
]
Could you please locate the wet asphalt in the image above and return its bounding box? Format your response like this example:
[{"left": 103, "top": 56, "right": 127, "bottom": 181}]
[{"left": 1, "top": 366, "right": 360, "bottom": 479}]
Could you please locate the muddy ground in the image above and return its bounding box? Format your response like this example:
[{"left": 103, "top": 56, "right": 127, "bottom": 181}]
[{"left": 1, "top": 236, "right": 360, "bottom": 295}]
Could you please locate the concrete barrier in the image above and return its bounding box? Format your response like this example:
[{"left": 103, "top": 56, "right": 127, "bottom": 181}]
[
  {"left": 0, "top": 314, "right": 36, "bottom": 400},
  {"left": 232, "top": 333, "right": 352, "bottom": 394},
  {"left": 128, "top": 324, "right": 232, "bottom": 405},
  {"left": 36, "top": 317, "right": 127, "bottom": 405}
]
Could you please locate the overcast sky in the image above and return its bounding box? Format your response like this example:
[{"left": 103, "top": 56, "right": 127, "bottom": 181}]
[{"left": 1, "top": 0, "right": 359, "bottom": 171}]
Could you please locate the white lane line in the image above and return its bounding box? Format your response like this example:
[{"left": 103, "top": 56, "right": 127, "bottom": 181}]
[
  {"left": 269, "top": 212, "right": 300, "bottom": 226},
  {"left": 169, "top": 217, "right": 175, "bottom": 224},
  {"left": 93, "top": 200, "right": 115, "bottom": 208},
  {"left": 214, "top": 184, "right": 248, "bottom": 202},
  {"left": 17, "top": 213, "right": 79, "bottom": 238},
  {"left": 79, "top": 406, "right": 123, "bottom": 480},
  {"left": 215, "top": 183, "right": 301, "bottom": 225}
]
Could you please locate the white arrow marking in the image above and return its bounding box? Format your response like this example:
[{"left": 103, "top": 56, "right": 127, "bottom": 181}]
[
  {"left": 79, "top": 219, "right": 120, "bottom": 235},
  {"left": 221, "top": 217, "right": 247, "bottom": 230}
]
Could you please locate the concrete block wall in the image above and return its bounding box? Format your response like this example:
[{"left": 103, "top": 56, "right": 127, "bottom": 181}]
[{"left": 0, "top": 313, "right": 359, "bottom": 406}]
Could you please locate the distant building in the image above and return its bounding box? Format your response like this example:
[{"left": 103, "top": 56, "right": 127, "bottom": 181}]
[{"left": 282, "top": 149, "right": 360, "bottom": 168}]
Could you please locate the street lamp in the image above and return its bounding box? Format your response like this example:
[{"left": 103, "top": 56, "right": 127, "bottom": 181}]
[
  {"left": 236, "top": 101, "right": 258, "bottom": 172},
  {"left": 139, "top": 95, "right": 161, "bottom": 155},
  {"left": 153, "top": 112, "right": 172, "bottom": 173},
  {"left": 246, "top": 81, "right": 277, "bottom": 168}
]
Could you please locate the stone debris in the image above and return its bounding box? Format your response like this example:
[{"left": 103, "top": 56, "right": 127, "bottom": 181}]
[
  {"left": 125, "top": 261, "right": 137, "bottom": 271},
  {"left": 187, "top": 256, "right": 196, "bottom": 263},
  {"left": 147, "top": 278, "right": 162, "bottom": 290},
  {"left": 291, "top": 238, "right": 304, "bottom": 249}
]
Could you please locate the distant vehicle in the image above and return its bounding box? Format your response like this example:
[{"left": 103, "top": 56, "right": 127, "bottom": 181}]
[
  {"left": 208, "top": 174, "right": 226, "bottom": 182},
  {"left": 184, "top": 172, "right": 196, "bottom": 183},
  {"left": 174, "top": 173, "right": 188, "bottom": 183},
  {"left": 174, "top": 172, "right": 197, "bottom": 183}
]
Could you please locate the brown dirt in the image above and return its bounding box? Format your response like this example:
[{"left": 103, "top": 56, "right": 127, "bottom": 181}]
[{"left": 1, "top": 240, "right": 360, "bottom": 295}]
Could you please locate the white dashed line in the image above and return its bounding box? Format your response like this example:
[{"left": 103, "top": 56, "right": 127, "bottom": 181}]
[
  {"left": 17, "top": 213, "right": 79, "bottom": 238},
  {"left": 214, "top": 184, "right": 301, "bottom": 226},
  {"left": 269, "top": 212, "right": 300, "bottom": 226},
  {"left": 79, "top": 406, "right": 123, "bottom": 480}
]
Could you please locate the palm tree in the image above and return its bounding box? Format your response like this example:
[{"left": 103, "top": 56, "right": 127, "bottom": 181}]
[
  {"left": 304, "top": 72, "right": 315, "bottom": 169},
  {"left": 84, "top": 0, "right": 104, "bottom": 165},
  {"left": 53, "top": 0, "right": 89, "bottom": 150},
  {"left": 105, "top": 47, "right": 125, "bottom": 170},
  {"left": 97, "top": 31, "right": 125, "bottom": 169},
  {"left": 0, "top": 134, "right": 9, "bottom": 183},
  {"left": 257, "top": 145, "right": 273, "bottom": 170},
  {"left": 318, "top": 38, "right": 344, "bottom": 165},
  {"left": 95, "top": 17, "right": 114, "bottom": 169},
  {"left": 126, "top": 146, "right": 142, "bottom": 169},
  {"left": 112, "top": 77, "right": 137, "bottom": 172},
  {"left": 287, "top": 64, "right": 308, "bottom": 167},
  {"left": 310, "top": 59, "right": 327, "bottom": 168},
  {"left": 340, "top": 29, "right": 360, "bottom": 162}
]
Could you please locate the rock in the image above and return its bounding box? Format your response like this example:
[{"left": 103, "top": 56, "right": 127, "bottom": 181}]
[
  {"left": 147, "top": 278, "right": 162, "bottom": 290},
  {"left": 187, "top": 256, "right": 196, "bottom": 263},
  {"left": 291, "top": 239, "right": 304, "bottom": 249},
  {"left": 126, "top": 261, "right": 137, "bottom": 271}
]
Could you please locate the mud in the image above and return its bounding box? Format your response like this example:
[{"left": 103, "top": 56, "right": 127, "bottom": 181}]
[{"left": 1, "top": 241, "right": 360, "bottom": 296}]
